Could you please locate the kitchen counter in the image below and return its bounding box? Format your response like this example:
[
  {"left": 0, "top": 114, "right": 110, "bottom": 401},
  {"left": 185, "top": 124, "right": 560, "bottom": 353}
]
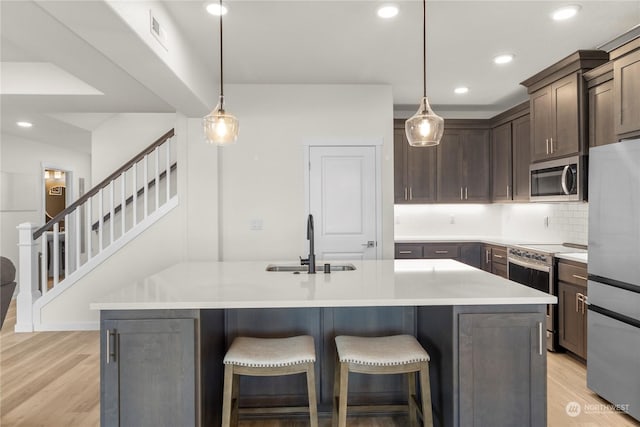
[
  {"left": 394, "top": 235, "right": 526, "bottom": 246},
  {"left": 95, "top": 259, "right": 551, "bottom": 427},
  {"left": 91, "top": 259, "right": 556, "bottom": 310},
  {"left": 555, "top": 252, "right": 588, "bottom": 264}
]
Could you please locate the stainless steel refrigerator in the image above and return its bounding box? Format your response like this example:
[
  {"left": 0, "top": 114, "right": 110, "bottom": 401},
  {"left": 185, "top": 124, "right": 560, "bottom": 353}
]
[{"left": 588, "top": 139, "right": 640, "bottom": 421}]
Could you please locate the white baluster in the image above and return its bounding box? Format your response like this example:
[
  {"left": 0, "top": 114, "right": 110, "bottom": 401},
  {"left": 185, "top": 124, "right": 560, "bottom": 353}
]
[
  {"left": 165, "top": 139, "right": 171, "bottom": 202},
  {"left": 98, "top": 189, "right": 104, "bottom": 252},
  {"left": 15, "top": 223, "right": 40, "bottom": 333},
  {"left": 86, "top": 200, "right": 92, "bottom": 260},
  {"left": 121, "top": 173, "right": 126, "bottom": 237},
  {"left": 75, "top": 208, "right": 81, "bottom": 271},
  {"left": 155, "top": 146, "right": 160, "bottom": 211},
  {"left": 64, "top": 214, "right": 69, "bottom": 279},
  {"left": 144, "top": 155, "right": 149, "bottom": 218},
  {"left": 41, "top": 230, "right": 48, "bottom": 296},
  {"left": 132, "top": 166, "right": 138, "bottom": 226},
  {"left": 52, "top": 223, "right": 59, "bottom": 287},
  {"left": 109, "top": 181, "right": 115, "bottom": 244}
]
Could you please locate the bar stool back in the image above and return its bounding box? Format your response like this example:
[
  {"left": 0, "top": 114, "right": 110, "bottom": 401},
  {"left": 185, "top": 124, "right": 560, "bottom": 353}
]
[
  {"left": 221, "top": 335, "right": 318, "bottom": 427},
  {"left": 333, "top": 334, "right": 433, "bottom": 427}
]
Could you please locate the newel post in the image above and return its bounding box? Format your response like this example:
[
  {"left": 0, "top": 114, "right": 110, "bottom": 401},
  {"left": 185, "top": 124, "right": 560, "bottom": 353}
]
[{"left": 15, "top": 223, "right": 40, "bottom": 332}]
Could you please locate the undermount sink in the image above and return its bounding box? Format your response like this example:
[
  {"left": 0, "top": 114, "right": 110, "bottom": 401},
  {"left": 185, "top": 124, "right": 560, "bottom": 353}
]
[{"left": 265, "top": 263, "right": 356, "bottom": 272}]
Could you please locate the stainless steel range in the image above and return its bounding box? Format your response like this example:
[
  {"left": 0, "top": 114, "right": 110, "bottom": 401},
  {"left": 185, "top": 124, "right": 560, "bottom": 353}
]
[{"left": 507, "top": 243, "right": 586, "bottom": 351}]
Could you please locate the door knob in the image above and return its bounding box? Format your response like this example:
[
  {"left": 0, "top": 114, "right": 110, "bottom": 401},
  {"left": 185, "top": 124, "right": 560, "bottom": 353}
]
[{"left": 362, "top": 241, "right": 375, "bottom": 248}]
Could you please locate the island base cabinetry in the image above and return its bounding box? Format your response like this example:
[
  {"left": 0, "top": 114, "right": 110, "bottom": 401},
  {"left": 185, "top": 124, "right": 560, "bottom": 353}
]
[{"left": 101, "top": 305, "right": 547, "bottom": 427}]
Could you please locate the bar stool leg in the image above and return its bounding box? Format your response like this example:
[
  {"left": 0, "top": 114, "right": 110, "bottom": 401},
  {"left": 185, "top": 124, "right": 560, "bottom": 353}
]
[
  {"left": 338, "top": 362, "right": 349, "bottom": 427},
  {"left": 419, "top": 362, "right": 433, "bottom": 427},
  {"left": 408, "top": 371, "right": 418, "bottom": 427},
  {"left": 306, "top": 362, "right": 319, "bottom": 427},
  {"left": 231, "top": 372, "right": 239, "bottom": 426},
  {"left": 332, "top": 355, "right": 340, "bottom": 427},
  {"left": 221, "top": 364, "right": 234, "bottom": 427}
]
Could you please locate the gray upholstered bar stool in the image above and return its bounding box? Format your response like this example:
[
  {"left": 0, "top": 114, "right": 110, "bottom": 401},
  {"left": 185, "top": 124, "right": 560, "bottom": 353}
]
[
  {"left": 332, "top": 334, "right": 433, "bottom": 427},
  {"left": 221, "top": 335, "right": 318, "bottom": 427}
]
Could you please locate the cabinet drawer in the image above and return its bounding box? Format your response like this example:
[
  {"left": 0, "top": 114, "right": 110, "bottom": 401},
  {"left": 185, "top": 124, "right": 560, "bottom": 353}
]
[
  {"left": 558, "top": 262, "right": 588, "bottom": 287},
  {"left": 423, "top": 244, "right": 460, "bottom": 259},
  {"left": 395, "top": 244, "right": 423, "bottom": 259},
  {"left": 491, "top": 247, "right": 508, "bottom": 265}
]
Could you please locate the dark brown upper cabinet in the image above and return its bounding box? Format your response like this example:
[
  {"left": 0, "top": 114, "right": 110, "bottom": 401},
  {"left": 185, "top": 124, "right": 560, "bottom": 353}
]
[
  {"left": 437, "top": 124, "right": 490, "bottom": 203},
  {"left": 585, "top": 62, "right": 616, "bottom": 148},
  {"left": 611, "top": 39, "right": 640, "bottom": 140},
  {"left": 394, "top": 121, "right": 437, "bottom": 203},
  {"left": 521, "top": 50, "right": 609, "bottom": 163},
  {"left": 490, "top": 102, "right": 530, "bottom": 203}
]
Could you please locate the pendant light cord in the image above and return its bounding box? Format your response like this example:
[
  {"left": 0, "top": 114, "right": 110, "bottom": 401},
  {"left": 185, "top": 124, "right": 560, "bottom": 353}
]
[
  {"left": 219, "top": 0, "right": 224, "bottom": 99},
  {"left": 422, "top": 0, "right": 426, "bottom": 99}
]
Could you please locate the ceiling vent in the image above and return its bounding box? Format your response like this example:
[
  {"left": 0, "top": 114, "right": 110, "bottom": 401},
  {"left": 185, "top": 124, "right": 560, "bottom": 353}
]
[{"left": 149, "top": 10, "right": 168, "bottom": 51}]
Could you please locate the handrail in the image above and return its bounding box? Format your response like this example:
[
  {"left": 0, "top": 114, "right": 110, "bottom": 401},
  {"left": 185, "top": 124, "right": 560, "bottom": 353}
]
[
  {"left": 91, "top": 162, "right": 177, "bottom": 231},
  {"left": 33, "top": 128, "right": 175, "bottom": 240}
]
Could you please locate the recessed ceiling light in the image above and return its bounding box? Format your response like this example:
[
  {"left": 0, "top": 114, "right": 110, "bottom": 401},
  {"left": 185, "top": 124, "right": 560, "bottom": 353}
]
[
  {"left": 552, "top": 5, "right": 581, "bottom": 21},
  {"left": 206, "top": 3, "right": 228, "bottom": 16},
  {"left": 16, "top": 121, "right": 33, "bottom": 128},
  {"left": 454, "top": 87, "right": 469, "bottom": 94},
  {"left": 494, "top": 54, "right": 515, "bottom": 65},
  {"left": 377, "top": 5, "right": 399, "bottom": 19}
]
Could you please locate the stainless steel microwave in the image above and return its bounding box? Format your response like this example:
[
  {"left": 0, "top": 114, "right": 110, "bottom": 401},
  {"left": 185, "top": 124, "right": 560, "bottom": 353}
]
[{"left": 530, "top": 155, "right": 586, "bottom": 202}]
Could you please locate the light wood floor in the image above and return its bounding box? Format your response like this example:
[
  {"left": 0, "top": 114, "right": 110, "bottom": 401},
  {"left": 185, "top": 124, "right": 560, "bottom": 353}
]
[{"left": 1, "top": 301, "right": 638, "bottom": 426}]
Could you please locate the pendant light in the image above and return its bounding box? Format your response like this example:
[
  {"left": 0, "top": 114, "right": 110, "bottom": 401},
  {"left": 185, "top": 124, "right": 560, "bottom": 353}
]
[
  {"left": 405, "top": 0, "right": 443, "bottom": 147},
  {"left": 203, "top": 0, "right": 239, "bottom": 145}
]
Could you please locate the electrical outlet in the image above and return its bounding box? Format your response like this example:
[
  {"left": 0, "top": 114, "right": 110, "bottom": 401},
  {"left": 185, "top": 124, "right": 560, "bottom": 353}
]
[
  {"left": 544, "top": 216, "right": 549, "bottom": 228},
  {"left": 249, "top": 219, "right": 263, "bottom": 231}
]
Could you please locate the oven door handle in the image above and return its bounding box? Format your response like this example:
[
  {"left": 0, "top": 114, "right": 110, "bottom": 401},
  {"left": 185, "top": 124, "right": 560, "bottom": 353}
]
[{"left": 507, "top": 257, "right": 551, "bottom": 273}]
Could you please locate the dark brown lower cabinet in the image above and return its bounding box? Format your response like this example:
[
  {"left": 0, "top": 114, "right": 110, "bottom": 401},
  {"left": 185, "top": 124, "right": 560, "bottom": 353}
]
[
  {"left": 557, "top": 259, "right": 588, "bottom": 360},
  {"left": 395, "top": 242, "right": 483, "bottom": 270}
]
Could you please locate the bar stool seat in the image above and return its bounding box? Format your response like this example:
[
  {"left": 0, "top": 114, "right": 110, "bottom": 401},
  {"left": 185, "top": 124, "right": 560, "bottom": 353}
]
[
  {"left": 222, "top": 335, "right": 318, "bottom": 427},
  {"left": 333, "top": 335, "right": 433, "bottom": 427}
]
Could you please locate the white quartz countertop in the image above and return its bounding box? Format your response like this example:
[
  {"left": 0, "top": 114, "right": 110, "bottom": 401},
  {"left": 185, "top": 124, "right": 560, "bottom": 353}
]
[
  {"left": 395, "top": 236, "right": 531, "bottom": 246},
  {"left": 90, "top": 259, "right": 556, "bottom": 310},
  {"left": 555, "top": 252, "right": 588, "bottom": 264}
]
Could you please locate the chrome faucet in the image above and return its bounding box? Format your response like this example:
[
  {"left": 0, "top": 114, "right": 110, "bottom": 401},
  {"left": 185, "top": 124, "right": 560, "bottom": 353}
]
[{"left": 300, "top": 214, "right": 316, "bottom": 274}]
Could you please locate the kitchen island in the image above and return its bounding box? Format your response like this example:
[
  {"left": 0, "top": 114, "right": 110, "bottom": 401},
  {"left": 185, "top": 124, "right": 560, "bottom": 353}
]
[{"left": 92, "top": 259, "right": 555, "bottom": 427}]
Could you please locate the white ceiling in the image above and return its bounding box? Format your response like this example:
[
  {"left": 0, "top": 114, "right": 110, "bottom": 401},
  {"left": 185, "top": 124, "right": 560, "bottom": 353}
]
[{"left": 1, "top": 1, "right": 639, "bottom": 152}]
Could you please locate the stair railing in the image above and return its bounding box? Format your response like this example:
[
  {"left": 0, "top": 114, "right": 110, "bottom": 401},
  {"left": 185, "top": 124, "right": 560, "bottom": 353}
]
[{"left": 15, "top": 129, "right": 176, "bottom": 332}]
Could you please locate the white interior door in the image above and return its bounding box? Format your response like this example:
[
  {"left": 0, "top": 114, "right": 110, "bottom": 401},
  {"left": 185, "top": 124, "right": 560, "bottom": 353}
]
[{"left": 309, "top": 146, "right": 378, "bottom": 260}]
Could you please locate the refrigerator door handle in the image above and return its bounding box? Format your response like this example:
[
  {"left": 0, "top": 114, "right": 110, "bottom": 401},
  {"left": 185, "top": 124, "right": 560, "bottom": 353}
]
[{"left": 588, "top": 304, "right": 640, "bottom": 329}]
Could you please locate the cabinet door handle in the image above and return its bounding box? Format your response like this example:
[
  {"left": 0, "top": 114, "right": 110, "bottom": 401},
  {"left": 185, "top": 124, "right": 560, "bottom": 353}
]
[
  {"left": 545, "top": 139, "right": 549, "bottom": 154},
  {"left": 460, "top": 187, "right": 463, "bottom": 200},
  {"left": 399, "top": 250, "right": 413, "bottom": 254},
  {"left": 404, "top": 187, "right": 408, "bottom": 201},
  {"left": 582, "top": 295, "right": 588, "bottom": 314},
  {"left": 106, "top": 329, "right": 116, "bottom": 364},
  {"left": 507, "top": 185, "right": 510, "bottom": 198},
  {"left": 465, "top": 187, "right": 468, "bottom": 200},
  {"left": 493, "top": 254, "right": 504, "bottom": 259},
  {"left": 550, "top": 137, "right": 554, "bottom": 153},
  {"left": 409, "top": 187, "right": 413, "bottom": 200},
  {"left": 575, "top": 293, "right": 580, "bottom": 313},
  {"left": 572, "top": 274, "right": 588, "bottom": 281},
  {"left": 538, "top": 322, "right": 543, "bottom": 356},
  {"left": 486, "top": 250, "right": 490, "bottom": 263},
  {"left": 435, "top": 250, "right": 449, "bottom": 254}
]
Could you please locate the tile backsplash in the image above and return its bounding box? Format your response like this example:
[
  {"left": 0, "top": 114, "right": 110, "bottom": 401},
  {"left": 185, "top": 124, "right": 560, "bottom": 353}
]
[{"left": 395, "top": 202, "right": 589, "bottom": 245}]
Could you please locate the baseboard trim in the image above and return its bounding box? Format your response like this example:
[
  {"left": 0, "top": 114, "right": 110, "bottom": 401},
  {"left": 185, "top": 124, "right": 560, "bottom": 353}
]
[{"left": 34, "top": 321, "right": 99, "bottom": 331}]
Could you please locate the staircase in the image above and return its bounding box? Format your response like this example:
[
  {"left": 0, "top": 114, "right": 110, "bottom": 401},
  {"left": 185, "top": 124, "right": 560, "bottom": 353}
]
[{"left": 15, "top": 129, "right": 178, "bottom": 332}]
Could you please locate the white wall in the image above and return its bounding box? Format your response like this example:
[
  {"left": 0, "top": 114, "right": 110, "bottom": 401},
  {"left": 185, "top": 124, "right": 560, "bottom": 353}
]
[
  {"left": 0, "top": 133, "right": 91, "bottom": 279},
  {"left": 219, "top": 84, "right": 394, "bottom": 261},
  {"left": 91, "top": 113, "right": 176, "bottom": 183},
  {"left": 395, "top": 202, "right": 589, "bottom": 245}
]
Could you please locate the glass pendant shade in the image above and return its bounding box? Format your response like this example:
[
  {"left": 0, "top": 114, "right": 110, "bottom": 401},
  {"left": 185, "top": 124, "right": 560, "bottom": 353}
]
[
  {"left": 405, "top": 97, "right": 444, "bottom": 147},
  {"left": 203, "top": 97, "right": 239, "bottom": 145}
]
